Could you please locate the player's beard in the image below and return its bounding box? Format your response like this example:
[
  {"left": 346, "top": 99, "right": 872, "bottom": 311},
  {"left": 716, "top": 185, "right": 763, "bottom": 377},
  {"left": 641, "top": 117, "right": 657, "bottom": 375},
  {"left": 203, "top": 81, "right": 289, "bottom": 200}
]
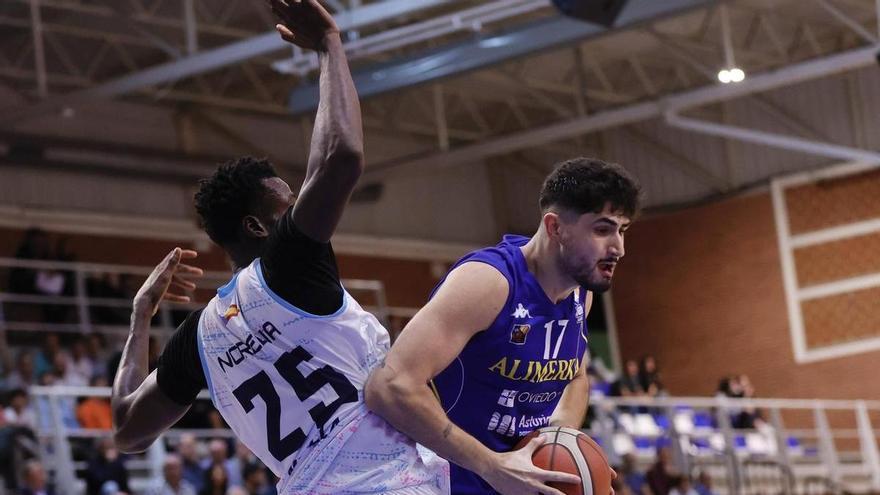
[
  {"left": 561, "top": 253, "right": 613, "bottom": 293},
  {"left": 579, "top": 269, "right": 612, "bottom": 293}
]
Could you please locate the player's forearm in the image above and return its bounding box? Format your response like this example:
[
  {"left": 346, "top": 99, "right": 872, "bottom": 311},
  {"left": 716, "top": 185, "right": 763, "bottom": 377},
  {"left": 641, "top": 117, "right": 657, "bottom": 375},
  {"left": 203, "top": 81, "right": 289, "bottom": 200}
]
[
  {"left": 111, "top": 312, "right": 152, "bottom": 436},
  {"left": 309, "top": 33, "right": 364, "bottom": 176},
  {"left": 114, "top": 311, "right": 152, "bottom": 397},
  {"left": 365, "top": 367, "right": 497, "bottom": 477},
  {"left": 550, "top": 373, "right": 589, "bottom": 428}
]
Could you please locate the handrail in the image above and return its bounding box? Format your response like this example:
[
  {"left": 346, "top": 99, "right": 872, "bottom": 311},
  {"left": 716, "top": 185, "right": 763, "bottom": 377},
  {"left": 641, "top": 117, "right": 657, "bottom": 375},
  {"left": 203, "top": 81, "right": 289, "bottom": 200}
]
[
  {"left": 22, "top": 388, "right": 880, "bottom": 495},
  {"left": 0, "top": 256, "right": 386, "bottom": 292},
  {"left": 0, "top": 256, "right": 393, "bottom": 338},
  {"left": 28, "top": 385, "right": 880, "bottom": 411},
  {"left": 595, "top": 395, "right": 880, "bottom": 410}
]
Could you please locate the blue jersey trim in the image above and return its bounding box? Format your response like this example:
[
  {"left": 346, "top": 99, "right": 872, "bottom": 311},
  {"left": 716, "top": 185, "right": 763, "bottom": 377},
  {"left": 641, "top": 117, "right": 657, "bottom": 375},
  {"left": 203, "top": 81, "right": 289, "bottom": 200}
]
[
  {"left": 254, "top": 259, "right": 348, "bottom": 319},
  {"left": 216, "top": 271, "right": 241, "bottom": 298},
  {"left": 195, "top": 312, "right": 216, "bottom": 403}
]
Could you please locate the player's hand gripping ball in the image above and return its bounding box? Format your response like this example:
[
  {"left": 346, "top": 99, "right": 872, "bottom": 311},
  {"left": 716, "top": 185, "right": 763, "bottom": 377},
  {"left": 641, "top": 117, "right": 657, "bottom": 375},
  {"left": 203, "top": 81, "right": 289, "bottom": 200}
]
[{"left": 515, "top": 427, "right": 615, "bottom": 495}]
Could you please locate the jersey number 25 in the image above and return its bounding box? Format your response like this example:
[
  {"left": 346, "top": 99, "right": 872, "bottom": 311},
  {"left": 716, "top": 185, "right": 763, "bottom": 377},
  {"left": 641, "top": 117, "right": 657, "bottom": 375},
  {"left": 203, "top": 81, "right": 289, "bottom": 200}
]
[{"left": 232, "top": 346, "right": 357, "bottom": 462}]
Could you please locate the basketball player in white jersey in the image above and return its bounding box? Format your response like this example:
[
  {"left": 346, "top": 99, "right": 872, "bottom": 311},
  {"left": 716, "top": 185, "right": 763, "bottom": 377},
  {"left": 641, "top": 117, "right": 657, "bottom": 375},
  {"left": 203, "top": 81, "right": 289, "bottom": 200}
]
[{"left": 110, "top": 1, "right": 448, "bottom": 493}]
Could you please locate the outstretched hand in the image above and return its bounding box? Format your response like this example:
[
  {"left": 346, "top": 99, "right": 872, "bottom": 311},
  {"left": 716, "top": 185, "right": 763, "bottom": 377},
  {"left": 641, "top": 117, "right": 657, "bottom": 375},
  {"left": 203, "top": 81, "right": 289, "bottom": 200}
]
[
  {"left": 268, "top": 0, "right": 340, "bottom": 51},
  {"left": 132, "top": 248, "right": 204, "bottom": 319}
]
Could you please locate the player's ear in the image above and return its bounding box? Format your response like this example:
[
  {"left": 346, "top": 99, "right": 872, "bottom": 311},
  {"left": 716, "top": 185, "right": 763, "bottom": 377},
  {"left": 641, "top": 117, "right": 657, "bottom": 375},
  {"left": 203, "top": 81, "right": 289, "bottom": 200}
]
[
  {"left": 242, "top": 215, "right": 269, "bottom": 239},
  {"left": 542, "top": 211, "right": 563, "bottom": 242}
]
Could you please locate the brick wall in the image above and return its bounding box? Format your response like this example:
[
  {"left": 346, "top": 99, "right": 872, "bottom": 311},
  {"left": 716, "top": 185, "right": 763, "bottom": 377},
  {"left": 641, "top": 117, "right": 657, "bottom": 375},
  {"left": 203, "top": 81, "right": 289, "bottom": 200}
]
[{"left": 611, "top": 191, "right": 880, "bottom": 400}]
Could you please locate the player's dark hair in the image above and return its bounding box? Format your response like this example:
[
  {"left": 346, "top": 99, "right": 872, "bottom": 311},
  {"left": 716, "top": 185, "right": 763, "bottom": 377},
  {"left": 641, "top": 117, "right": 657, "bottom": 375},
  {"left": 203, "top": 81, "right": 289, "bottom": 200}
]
[
  {"left": 539, "top": 157, "right": 641, "bottom": 218},
  {"left": 194, "top": 157, "right": 278, "bottom": 246}
]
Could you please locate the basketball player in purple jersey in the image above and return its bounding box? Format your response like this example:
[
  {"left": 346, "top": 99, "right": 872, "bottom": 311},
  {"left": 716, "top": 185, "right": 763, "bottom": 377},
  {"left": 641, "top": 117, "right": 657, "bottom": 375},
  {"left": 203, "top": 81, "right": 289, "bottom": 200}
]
[{"left": 367, "top": 158, "right": 640, "bottom": 495}]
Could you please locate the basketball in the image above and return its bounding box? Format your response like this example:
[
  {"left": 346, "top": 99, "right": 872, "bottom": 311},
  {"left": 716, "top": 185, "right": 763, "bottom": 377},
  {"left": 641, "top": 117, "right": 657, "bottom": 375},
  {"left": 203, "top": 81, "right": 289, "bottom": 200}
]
[{"left": 516, "top": 427, "right": 614, "bottom": 495}]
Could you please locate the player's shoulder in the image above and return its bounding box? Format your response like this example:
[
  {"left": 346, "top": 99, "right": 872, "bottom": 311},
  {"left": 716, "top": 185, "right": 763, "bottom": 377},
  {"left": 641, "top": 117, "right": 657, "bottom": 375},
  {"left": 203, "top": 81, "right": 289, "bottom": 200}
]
[
  {"left": 447, "top": 260, "right": 508, "bottom": 290},
  {"left": 433, "top": 262, "right": 510, "bottom": 316},
  {"left": 173, "top": 308, "right": 205, "bottom": 340}
]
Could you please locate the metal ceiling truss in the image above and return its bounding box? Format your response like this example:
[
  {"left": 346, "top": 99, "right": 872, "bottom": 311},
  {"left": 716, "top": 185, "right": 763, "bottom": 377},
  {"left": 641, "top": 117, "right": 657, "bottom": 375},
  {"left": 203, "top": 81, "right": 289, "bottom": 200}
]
[
  {"left": 0, "top": 0, "right": 877, "bottom": 184},
  {"left": 361, "top": 44, "right": 880, "bottom": 181}
]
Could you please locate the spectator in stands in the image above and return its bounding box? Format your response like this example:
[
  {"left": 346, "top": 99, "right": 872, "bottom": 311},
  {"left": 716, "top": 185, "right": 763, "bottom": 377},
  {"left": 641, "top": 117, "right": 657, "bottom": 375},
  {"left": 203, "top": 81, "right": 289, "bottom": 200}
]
[
  {"left": 199, "top": 463, "right": 229, "bottom": 495},
  {"left": 736, "top": 374, "right": 764, "bottom": 429},
  {"left": 33, "top": 370, "right": 79, "bottom": 430},
  {"left": 717, "top": 374, "right": 763, "bottom": 429},
  {"left": 148, "top": 454, "right": 196, "bottom": 495},
  {"left": 201, "top": 439, "right": 241, "bottom": 488},
  {"left": 9, "top": 229, "right": 50, "bottom": 296},
  {"left": 668, "top": 475, "right": 697, "bottom": 495},
  {"left": 87, "top": 273, "right": 132, "bottom": 325},
  {"left": 5, "top": 350, "right": 36, "bottom": 390},
  {"left": 177, "top": 434, "right": 206, "bottom": 494},
  {"left": 693, "top": 471, "right": 716, "bottom": 495},
  {"left": 0, "top": 330, "right": 11, "bottom": 390},
  {"left": 225, "top": 441, "right": 256, "bottom": 492},
  {"left": 614, "top": 359, "right": 646, "bottom": 398},
  {"left": 34, "top": 333, "right": 62, "bottom": 379},
  {"left": 639, "top": 355, "right": 664, "bottom": 397},
  {"left": 84, "top": 437, "right": 130, "bottom": 495},
  {"left": 67, "top": 337, "right": 94, "bottom": 386},
  {"left": 18, "top": 459, "right": 54, "bottom": 495},
  {"left": 52, "top": 351, "right": 82, "bottom": 387},
  {"left": 77, "top": 376, "right": 112, "bottom": 429},
  {"left": 646, "top": 446, "right": 676, "bottom": 495},
  {"left": 4, "top": 388, "right": 37, "bottom": 430},
  {"left": 242, "top": 463, "right": 273, "bottom": 495},
  {"left": 620, "top": 453, "right": 650, "bottom": 495},
  {"left": 31, "top": 238, "right": 73, "bottom": 324},
  {"left": 85, "top": 333, "right": 110, "bottom": 381}
]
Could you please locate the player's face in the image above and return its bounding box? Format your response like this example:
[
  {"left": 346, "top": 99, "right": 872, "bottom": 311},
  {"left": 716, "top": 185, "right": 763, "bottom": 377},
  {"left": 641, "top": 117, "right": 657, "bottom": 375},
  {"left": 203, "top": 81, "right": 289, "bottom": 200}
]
[{"left": 557, "top": 203, "right": 630, "bottom": 292}]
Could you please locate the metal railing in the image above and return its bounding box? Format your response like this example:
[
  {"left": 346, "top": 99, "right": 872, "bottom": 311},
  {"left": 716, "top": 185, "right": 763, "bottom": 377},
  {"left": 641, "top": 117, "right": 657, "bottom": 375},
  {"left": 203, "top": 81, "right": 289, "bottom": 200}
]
[
  {"left": 590, "top": 395, "right": 880, "bottom": 494},
  {"left": 26, "top": 385, "right": 223, "bottom": 495},
  {"left": 0, "top": 256, "right": 392, "bottom": 341},
  {"left": 19, "top": 387, "right": 880, "bottom": 495}
]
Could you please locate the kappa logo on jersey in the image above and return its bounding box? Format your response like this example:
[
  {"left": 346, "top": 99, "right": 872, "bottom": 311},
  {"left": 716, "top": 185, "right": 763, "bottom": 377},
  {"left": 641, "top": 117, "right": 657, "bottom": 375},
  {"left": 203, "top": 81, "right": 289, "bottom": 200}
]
[
  {"left": 487, "top": 412, "right": 516, "bottom": 436},
  {"left": 511, "top": 303, "right": 531, "bottom": 319},
  {"left": 498, "top": 389, "right": 517, "bottom": 408},
  {"left": 224, "top": 304, "right": 240, "bottom": 321},
  {"left": 509, "top": 324, "right": 530, "bottom": 345}
]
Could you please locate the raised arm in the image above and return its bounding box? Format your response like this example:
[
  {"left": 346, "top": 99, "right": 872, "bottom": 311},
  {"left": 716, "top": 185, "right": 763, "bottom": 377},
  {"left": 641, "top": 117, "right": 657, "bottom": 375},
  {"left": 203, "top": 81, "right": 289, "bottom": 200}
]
[
  {"left": 365, "top": 262, "right": 580, "bottom": 495},
  {"left": 111, "top": 248, "right": 204, "bottom": 452},
  {"left": 271, "top": 0, "right": 365, "bottom": 242}
]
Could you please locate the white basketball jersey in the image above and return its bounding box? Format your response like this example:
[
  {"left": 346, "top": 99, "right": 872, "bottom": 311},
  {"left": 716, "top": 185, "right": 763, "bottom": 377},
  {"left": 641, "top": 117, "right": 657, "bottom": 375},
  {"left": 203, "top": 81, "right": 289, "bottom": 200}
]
[{"left": 198, "top": 259, "right": 449, "bottom": 495}]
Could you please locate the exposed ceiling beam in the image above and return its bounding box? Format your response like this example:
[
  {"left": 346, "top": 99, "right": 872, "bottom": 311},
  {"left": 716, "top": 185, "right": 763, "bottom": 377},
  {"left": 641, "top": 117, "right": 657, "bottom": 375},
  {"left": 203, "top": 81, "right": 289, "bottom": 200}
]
[
  {"left": 665, "top": 110, "right": 880, "bottom": 164},
  {"left": 362, "top": 45, "right": 879, "bottom": 181},
  {"left": 0, "top": 0, "right": 456, "bottom": 125},
  {"left": 288, "top": 0, "right": 720, "bottom": 114}
]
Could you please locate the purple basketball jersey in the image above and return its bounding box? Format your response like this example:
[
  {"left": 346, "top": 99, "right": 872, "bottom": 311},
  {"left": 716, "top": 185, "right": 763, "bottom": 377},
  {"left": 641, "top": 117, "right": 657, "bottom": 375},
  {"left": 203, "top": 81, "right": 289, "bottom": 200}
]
[{"left": 431, "top": 234, "right": 589, "bottom": 494}]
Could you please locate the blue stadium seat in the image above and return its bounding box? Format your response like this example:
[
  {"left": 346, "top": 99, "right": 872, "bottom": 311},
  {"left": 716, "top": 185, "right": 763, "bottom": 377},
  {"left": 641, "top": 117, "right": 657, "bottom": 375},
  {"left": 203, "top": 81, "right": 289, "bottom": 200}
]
[
  {"left": 693, "top": 412, "right": 714, "bottom": 428},
  {"left": 653, "top": 413, "right": 670, "bottom": 430}
]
